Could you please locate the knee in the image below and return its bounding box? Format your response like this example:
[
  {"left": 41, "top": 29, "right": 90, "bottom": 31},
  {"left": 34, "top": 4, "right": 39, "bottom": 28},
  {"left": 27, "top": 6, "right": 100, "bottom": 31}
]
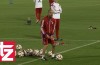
[{"left": 45, "top": 45, "right": 48, "bottom": 47}]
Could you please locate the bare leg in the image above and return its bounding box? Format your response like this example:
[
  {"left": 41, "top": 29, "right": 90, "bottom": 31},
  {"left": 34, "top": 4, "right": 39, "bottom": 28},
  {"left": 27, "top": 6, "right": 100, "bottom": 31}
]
[
  {"left": 41, "top": 45, "right": 48, "bottom": 58},
  {"left": 51, "top": 44, "right": 55, "bottom": 57}
]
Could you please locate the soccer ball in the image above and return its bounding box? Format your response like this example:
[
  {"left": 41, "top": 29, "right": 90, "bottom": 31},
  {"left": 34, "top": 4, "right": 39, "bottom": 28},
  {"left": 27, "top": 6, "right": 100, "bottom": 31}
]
[
  {"left": 17, "top": 50, "right": 24, "bottom": 57},
  {"left": 26, "top": 49, "right": 33, "bottom": 56},
  {"left": 23, "top": 50, "right": 28, "bottom": 56},
  {"left": 16, "top": 44, "right": 22, "bottom": 50},
  {"left": 39, "top": 49, "right": 47, "bottom": 55},
  {"left": 33, "top": 49, "right": 40, "bottom": 56},
  {"left": 56, "top": 54, "right": 63, "bottom": 60},
  {"left": 39, "top": 49, "right": 43, "bottom": 55},
  {"left": 38, "top": 49, "right": 47, "bottom": 56},
  {"left": 27, "top": 49, "right": 33, "bottom": 53},
  {"left": 48, "top": 51, "right": 52, "bottom": 56}
]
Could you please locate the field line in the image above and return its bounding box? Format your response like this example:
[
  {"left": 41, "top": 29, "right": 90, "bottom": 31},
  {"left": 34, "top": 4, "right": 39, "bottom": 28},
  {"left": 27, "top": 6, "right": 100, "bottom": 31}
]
[
  {"left": 17, "top": 40, "right": 100, "bottom": 65},
  {"left": 59, "top": 40, "right": 100, "bottom": 53}
]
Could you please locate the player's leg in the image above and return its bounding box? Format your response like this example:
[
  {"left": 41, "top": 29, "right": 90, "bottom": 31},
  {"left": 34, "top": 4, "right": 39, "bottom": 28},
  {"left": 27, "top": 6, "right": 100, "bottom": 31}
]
[
  {"left": 41, "top": 34, "right": 48, "bottom": 60},
  {"left": 50, "top": 38, "right": 56, "bottom": 58},
  {"left": 55, "top": 19, "right": 63, "bottom": 41},
  {"left": 49, "top": 0, "right": 52, "bottom": 6},
  {"left": 35, "top": 8, "right": 39, "bottom": 23},
  {"left": 51, "top": 44, "right": 55, "bottom": 58},
  {"left": 38, "top": 8, "right": 42, "bottom": 22},
  {"left": 55, "top": 19, "right": 60, "bottom": 39},
  {"left": 49, "top": 0, "right": 54, "bottom": 6},
  {"left": 41, "top": 44, "right": 48, "bottom": 60}
]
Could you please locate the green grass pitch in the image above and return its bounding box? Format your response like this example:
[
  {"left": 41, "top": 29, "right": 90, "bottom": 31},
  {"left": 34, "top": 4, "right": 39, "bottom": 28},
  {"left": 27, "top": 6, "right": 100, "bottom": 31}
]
[{"left": 0, "top": 0, "right": 100, "bottom": 65}]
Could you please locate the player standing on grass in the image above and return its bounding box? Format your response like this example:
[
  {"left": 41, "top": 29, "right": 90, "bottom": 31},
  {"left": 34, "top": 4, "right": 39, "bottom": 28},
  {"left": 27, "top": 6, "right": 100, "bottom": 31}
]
[
  {"left": 41, "top": 10, "right": 56, "bottom": 60},
  {"left": 51, "top": 0, "right": 62, "bottom": 40},
  {"left": 33, "top": 0, "right": 42, "bottom": 23}
]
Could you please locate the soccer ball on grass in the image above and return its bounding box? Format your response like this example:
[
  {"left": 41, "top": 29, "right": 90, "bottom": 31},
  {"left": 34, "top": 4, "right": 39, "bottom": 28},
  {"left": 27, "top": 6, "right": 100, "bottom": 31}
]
[
  {"left": 56, "top": 54, "right": 63, "bottom": 61},
  {"left": 16, "top": 44, "right": 22, "bottom": 50}
]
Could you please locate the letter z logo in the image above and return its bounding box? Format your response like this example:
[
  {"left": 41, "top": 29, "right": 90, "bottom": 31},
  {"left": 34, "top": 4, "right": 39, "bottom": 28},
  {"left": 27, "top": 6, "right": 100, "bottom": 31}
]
[{"left": 0, "top": 41, "right": 15, "bottom": 62}]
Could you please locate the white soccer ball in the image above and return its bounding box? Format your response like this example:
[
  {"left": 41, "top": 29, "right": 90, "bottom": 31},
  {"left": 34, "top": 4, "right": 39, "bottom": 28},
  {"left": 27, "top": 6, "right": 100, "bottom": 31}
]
[
  {"left": 33, "top": 49, "right": 40, "bottom": 56},
  {"left": 39, "top": 49, "right": 47, "bottom": 56},
  {"left": 23, "top": 50, "right": 28, "bottom": 56},
  {"left": 16, "top": 44, "right": 22, "bottom": 50},
  {"left": 27, "top": 49, "right": 33, "bottom": 53},
  {"left": 48, "top": 51, "right": 52, "bottom": 56},
  {"left": 26, "top": 49, "right": 33, "bottom": 56},
  {"left": 39, "top": 49, "right": 43, "bottom": 55},
  {"left": 56, "top": 54, "right": 63, "bottom": 60},
  {"left": 17, "top": 50, "right": 24, "bottom": 57}
]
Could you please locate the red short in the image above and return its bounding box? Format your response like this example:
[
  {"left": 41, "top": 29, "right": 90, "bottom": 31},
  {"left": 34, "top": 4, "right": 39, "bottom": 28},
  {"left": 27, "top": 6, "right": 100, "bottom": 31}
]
[
  {"left": 41, "top": 34, "right": 54, "bottom": 45},
  {"left": 35, "top": 8, "right": 42, "bottom": 13}
]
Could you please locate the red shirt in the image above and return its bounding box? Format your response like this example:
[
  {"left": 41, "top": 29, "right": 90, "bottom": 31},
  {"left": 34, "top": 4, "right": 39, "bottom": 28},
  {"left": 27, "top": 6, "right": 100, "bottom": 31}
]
[
  {"left": 49, "top": 0, "right": 54, "bottom": 6},
  {"left": 41, "top": 16, "right": 56, "bottom": 35}
]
